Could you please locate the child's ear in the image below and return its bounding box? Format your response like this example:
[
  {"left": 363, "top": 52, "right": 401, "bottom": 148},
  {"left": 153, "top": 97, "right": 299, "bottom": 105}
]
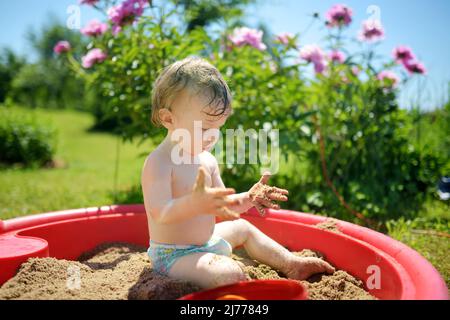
[{"left": 159, "top": 108, "right": 174, "bottom": 130}]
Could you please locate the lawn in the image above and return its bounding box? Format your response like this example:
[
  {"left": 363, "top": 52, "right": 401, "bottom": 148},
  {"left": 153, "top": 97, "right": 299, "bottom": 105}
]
[
  {"left": 386, "top": 213, "right": 449, "bottom": 290},
  {"left": 0, "top": 105, "right": 153, "bottom": 220}
]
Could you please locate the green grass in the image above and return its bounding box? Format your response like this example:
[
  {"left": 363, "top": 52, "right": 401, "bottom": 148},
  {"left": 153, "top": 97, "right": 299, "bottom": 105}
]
[
  {"left": 387, "top": 215, "right": 450, "bottom": 291},
  {"left": 0, "top": 105, "right": 153, "bottom": 219}
]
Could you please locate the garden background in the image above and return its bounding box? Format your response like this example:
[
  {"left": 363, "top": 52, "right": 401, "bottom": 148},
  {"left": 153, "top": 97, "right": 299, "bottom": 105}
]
[{"left": 0, "top": 0, "right": 448, "bottom": 288}]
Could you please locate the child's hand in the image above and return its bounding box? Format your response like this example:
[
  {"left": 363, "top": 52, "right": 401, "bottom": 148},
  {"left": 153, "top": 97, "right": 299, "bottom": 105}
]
[
  {"left": 249, "top": 171, "right": 289, "bottom": 216},
  {"left": 191, "top": 166, "right": 241, "bottom": 221}
]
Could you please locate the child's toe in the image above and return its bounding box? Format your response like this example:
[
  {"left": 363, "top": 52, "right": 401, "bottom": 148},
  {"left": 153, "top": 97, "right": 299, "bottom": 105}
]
[{"left": 322, "top": 261, "right": 335, "bottom": 274}]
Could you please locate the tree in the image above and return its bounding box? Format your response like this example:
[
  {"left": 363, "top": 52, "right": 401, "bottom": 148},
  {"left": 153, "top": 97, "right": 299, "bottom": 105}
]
[
  {"left": 8, "top": 16, "right": 90, "bottom": 110},
  {"left": 0, "top": 48, "right": 26, "bottom": 103}
]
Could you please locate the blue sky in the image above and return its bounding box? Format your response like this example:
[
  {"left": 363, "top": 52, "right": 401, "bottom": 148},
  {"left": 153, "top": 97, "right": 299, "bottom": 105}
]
[{"left": 1, "top": 0, "right": 449, "bottom": 109}]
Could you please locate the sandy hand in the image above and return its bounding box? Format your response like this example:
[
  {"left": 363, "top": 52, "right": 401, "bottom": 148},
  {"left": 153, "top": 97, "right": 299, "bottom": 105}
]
[
  {"left": 192, "top": 166, "right": 241, "bottom": 221},
  {"left": 248, "top": 171, "right": 289, "bottom": 216}
]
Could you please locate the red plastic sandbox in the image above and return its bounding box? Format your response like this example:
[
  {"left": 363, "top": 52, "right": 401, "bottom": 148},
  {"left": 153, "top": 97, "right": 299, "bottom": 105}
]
[
  {"left": 179, "top": 279, "right": 308, "bottom": 300},
  {"left": 0, "top": 204, "right": 448, "bottom": 300}
]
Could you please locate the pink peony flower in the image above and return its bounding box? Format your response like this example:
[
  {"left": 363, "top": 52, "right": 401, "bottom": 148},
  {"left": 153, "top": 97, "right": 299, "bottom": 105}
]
[
  {"left": 392, "top": 45, "right": 425, "bottom": 74},
  {"left": 325, "top": 4, "right": 353, "bottom": 28},
  {"left": 313, "top": 60, "right": 327, "bottom": 74},
  {"left": 107, "top": 0, "right": 147, "bottom": 35},
  {"left": 377, "top": 70, "right": 400, "bottom": 88},
  {"left": 81, "top": 48, "right": 107, "bottom": 68},
  {"left": 79, "top": 0, "right": 99, "bottom": 5},
  {"left": 228, "top": 27, "right": 267, "bottom": 51},
  {"left": 53, "top": 41, "right": 71, "bottom": 54},
  {"left": 299, "top": 44, "right": 327, "bottom": 74},
  {"left": 299, "top": 44, "right": 324, "bottom": 63},
  {"left": 80, "top": 20, "right": 108, "bottom": 37},
  {"left": 351, "top": 66, "right": 360, "bottom": 76},
  {"left": 358, "top": 19, "right": 385, "bottom": 42},
  {"left": 329, "top": 50, "right": 346, "bottom": 63},
  {"left": 111, "top": 25, "right": 122, "bottom": 35},
  {"left": 403, "top": 60, "right": 427, "bottom": 75},
  {"left": 275, "top": 32, "right": 294, "bottom": 45},
  {"left": 392, "top": 45, "right": 415, "bottom": 63}
]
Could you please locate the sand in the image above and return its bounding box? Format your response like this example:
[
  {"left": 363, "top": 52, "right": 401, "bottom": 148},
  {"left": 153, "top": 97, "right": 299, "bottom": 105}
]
[
  {"left": 315, "top": 218, "right": 344, "bottom": 234},
  {"left": 0, "top": 241, "right": 376, "bottom": 300},
  {"left": 233, "top": 248, "right": 376, "bottom": 300},
  {"left": 0, "top": 242, "right": 200, "bottom": 300}
]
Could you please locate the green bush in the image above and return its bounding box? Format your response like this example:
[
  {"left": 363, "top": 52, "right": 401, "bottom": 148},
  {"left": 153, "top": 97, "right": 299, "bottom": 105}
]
[
  {"left": 301, "top": 72, "right": 443, "bottom": 221},
  {"left": 59, "top": 1, "right": 442, "bottom": 223},
  {"left": 0, "top": 106, "right": 57, "bottom": 168},
  {"left": 409, "top": 100, "right": 450, "bottom": 174},
  {"left": 108, "top": 183, "right": 144, "bottom": 204},
  {"left": 0, "top": 48, "right": 26, "bottom": 103},
  {"left": 2, "top": 19, "right": 95, "bottom": 111}
]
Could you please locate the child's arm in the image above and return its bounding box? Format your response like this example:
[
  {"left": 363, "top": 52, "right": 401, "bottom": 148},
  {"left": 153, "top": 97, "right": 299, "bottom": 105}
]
[
  {"left": 142, "top": 156, "right": 240, "bottom": 224},
  {"left": 210, "top": 158, "right": 254, "bottom": 214},
  {"left": 210, "top": 155, "right": 288, "bottom": 216}
]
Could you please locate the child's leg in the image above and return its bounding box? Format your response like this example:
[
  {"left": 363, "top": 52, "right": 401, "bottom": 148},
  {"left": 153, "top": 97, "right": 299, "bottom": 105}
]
[
  {"left": 167, "top": 252, "right": 247, "bottom": 289},
  {"left": 213, "top": 219, "right": 335, "bottom": 280}
]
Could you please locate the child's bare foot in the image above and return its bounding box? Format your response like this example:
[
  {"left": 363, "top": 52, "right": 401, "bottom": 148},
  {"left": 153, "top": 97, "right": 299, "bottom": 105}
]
[{"left": 284, "top": 256, "right": 335, "bottom": 280}]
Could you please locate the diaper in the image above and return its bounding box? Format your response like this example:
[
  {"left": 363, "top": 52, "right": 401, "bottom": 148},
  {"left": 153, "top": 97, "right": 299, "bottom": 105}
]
[{"left": 147, "top": 235, "right": 233, "bottom": 276}]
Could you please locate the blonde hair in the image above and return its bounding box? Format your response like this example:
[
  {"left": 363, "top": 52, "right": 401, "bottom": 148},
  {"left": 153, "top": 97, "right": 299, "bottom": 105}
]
[{"left": 151, "top": 56, "right": 232, "bottom": 127}]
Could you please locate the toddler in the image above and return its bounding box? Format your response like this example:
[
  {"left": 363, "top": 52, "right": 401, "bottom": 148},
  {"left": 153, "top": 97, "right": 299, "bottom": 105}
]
[{"left": 141, "top": 56, "right": 334, "bottom": 289}]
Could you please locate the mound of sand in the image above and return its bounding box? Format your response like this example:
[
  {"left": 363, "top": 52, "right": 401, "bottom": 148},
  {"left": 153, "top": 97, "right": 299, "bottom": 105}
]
[
  {"left": 315, "top": 219, "right": 343, "bottom": 234},
  {"left": 0, "top": 242, "right": 376, "bottom": 300},
  {"left": 0, "top": 242, "right": 199, "bottom": 300},
  {"left": 234, "top": 248, "right": 376, "bottom": 300}
]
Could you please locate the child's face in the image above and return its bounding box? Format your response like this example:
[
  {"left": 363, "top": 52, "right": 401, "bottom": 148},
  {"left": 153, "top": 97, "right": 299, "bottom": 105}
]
[{"left": 168, "top": 89, "right": 230, "bottom": 156}]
